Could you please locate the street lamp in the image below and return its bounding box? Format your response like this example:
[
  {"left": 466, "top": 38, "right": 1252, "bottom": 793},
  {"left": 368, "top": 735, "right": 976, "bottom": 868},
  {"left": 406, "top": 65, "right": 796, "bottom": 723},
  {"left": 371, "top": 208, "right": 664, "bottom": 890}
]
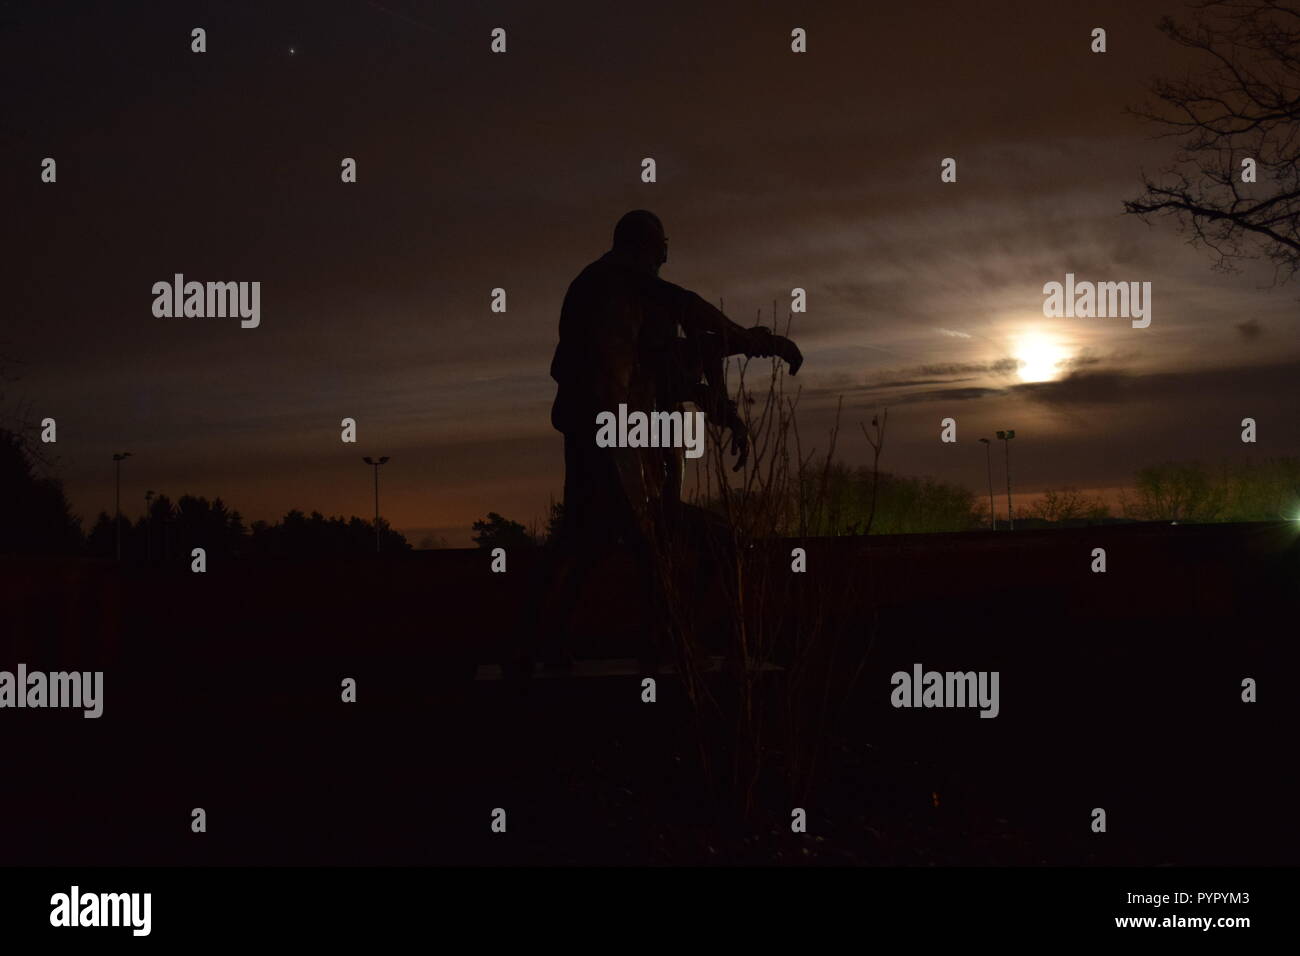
[
  {"left": 978, "top": 438, "right": 996, "bottom": 530},
  {"left": 112, "top": 452, "right": 133, "bottom": 561},
  {"left": 362, "top": 456, "right": 390, "bottom": 553},
  {"left": 995, "top": 430, "right": 1015, "bottom": 530}
]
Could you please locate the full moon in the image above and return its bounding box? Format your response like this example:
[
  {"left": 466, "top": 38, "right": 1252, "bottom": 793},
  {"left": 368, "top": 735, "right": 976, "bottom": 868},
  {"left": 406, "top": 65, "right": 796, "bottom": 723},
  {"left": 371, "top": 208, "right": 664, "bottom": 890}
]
[{"left": 1013, "top": 331, "right": 1071, "bottom": 383}]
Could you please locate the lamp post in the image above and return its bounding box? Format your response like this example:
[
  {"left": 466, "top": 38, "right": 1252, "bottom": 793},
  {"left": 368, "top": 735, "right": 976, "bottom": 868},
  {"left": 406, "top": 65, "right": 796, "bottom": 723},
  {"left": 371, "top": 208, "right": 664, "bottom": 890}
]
[
  {"left": 978, "top": 438, "right": 996, "bottom": 530},
  {"left": 113, "top": 452, "right": 132, "bottom": 560},
  {"left": 362, "top": 456, "right": 390, "bottom": 553},
  {"left": 996, "top": 430, "right": 1015, "bottom": 530}
]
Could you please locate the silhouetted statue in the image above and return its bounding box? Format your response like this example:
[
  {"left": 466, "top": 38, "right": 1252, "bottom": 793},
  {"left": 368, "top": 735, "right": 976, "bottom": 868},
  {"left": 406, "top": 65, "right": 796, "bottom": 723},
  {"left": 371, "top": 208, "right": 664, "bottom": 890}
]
[{"left": 531, "top": 210, "right": 802, "bottom": 669}]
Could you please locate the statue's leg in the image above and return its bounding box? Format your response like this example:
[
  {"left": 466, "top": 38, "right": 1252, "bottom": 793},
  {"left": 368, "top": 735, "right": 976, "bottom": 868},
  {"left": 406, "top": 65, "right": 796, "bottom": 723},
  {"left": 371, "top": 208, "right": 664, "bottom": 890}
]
[
  {"left": 527, "top": 433, "right": 645, "bottom": 673},
  {"left": 521, "top": 436, "right": 601, "bottom": 674},
  {"left": 664, "top": 439, "right": 685, "bottom": 508},
  {"left": 630, "top": 517, "right": 672, "bottom": 676}
]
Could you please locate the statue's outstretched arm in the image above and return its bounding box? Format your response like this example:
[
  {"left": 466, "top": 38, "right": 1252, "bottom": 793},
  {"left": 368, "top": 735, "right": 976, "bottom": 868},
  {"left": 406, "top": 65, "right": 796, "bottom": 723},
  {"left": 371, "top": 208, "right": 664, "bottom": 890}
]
[{"left": 648, "top": 278, "right": 803, "bottom": 375}]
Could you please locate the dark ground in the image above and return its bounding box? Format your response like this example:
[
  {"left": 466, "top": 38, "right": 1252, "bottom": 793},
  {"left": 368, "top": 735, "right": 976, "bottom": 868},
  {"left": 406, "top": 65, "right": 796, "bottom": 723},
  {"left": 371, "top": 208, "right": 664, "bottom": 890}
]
[{"left": 3, "top": 521, "right": 1298, "bottom": 865}]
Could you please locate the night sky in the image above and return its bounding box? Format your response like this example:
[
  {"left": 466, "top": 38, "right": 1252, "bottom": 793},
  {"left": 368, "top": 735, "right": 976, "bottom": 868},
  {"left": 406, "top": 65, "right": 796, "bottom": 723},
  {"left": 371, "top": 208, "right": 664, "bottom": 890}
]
[{"left": 5, "top": 0, "right": 1298, "bottom": 545}]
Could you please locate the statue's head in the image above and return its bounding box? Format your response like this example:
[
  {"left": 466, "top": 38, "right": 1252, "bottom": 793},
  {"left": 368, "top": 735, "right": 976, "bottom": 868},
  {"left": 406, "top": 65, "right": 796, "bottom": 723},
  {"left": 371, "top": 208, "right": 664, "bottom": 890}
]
[{"left": 612, "top": 210, "right": 668, "bottom": 275}]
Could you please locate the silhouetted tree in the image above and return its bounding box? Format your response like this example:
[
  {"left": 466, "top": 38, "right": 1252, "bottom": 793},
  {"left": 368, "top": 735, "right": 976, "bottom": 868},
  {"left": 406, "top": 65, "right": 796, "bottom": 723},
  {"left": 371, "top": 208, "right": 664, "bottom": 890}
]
[
  {"left": 171, "top": 494, "right": 246, "bottom": 563},
  {"left": 1121, "top": 456, "right": 1300, "bottom": 522},
  {"left": 1027, "top": 487, "right": 1111, "bottom": 525},
  {"left": 1122, "top": 461, "right": 1228, "bottom": 522},
  {"left": 1126, "top": 1, "right": 1300, "bottom": 280},
  {"left": 542, "top": 499, "right": 565, "bottom": 545},
  {"left": 1223, "top": 456, "right": 1300, "bottom": 519},
  {"left": 741, "top": 459, "right": 981, "bottom": 535},
  {"left": 471, "top": 511, "right": 535, "bottom": 550},
  {"left": 247, "top": 508, "right": 411, "bottom": 556},
  {"left": 0, "top": 427, "right": 82, "bottom": 554},
  {"left": 86, "top": 511, "right": 115, "bottom": 558}
]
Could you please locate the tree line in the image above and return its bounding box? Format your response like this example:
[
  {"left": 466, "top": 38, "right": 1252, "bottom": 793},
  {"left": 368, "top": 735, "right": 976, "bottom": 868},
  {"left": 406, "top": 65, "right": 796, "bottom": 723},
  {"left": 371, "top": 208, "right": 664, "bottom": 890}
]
[
  {"left": 5, "top": 424, "right": 1298, "bottom": 558},
  {"left": 1, "top": 426, "right": 410, "bottom": 562},
  {"left": 468, "top": 458, "right": 1300, "bottom": 548}
]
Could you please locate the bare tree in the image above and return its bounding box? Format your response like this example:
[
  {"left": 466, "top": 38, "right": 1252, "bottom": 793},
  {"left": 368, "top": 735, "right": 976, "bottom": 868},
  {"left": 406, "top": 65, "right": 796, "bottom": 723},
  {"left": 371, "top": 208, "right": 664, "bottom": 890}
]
[
  {"left": 645, "top": 310, "right": 871, "bottom": 832},
  {"left": 1122, "top": 461, "right": 1228, "bottom": 521},
  {"left": 1125, "top": 0, "right": 1300, "bottom": 282},
  {"left": 858, "top": 408, "right": 888, "bottom": 535},
  {"left": 1028, "top": 486, "right": 1111, "bottom": 523}
]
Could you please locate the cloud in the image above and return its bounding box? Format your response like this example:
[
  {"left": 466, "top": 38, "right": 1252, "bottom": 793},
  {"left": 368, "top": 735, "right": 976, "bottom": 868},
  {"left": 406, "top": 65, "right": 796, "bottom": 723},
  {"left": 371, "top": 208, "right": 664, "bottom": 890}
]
[
  {"left": 925, "top": 387, "right": 1004, "bottom": 402},
  {"left": 850, "top": 359, "right": 1020, "bottom": 394},
  {"left": 1060, "top": 350, "right": 1106, "bottom": 371},
  {"left": 1014, "top": 358, "right": 1300, "bottom": 409},
  {"left": 912, "top": 360, "right": 1020, "bottom": 377},
  {"left": 860, "top": 377, "right": 970, "bottom": 390},
  {"left": 1014, "top": 370, "right": 1134, "bottom": 406}
]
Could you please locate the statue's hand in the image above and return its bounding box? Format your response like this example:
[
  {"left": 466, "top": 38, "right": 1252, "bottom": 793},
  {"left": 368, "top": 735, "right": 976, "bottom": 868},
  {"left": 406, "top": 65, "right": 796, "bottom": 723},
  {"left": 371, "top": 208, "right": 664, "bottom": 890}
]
[
  {"left": 746, "top": 327, "right": 802, "bottom": 376},
  {"left": 725, "top": 402, "right": 749, "bottom": 472},
  {"left": 770, "top": 334, "right": 802, "bottom": 376}
]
